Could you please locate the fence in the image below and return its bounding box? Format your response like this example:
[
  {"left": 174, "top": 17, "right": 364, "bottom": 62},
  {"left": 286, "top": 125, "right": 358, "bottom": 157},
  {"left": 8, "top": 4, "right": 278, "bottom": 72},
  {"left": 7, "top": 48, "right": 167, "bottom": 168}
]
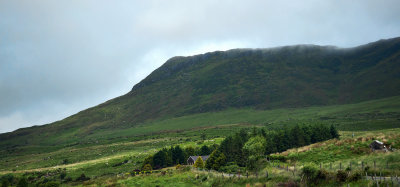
[{"left": 268, "top": 160, "right": 400, "bottom": 185}]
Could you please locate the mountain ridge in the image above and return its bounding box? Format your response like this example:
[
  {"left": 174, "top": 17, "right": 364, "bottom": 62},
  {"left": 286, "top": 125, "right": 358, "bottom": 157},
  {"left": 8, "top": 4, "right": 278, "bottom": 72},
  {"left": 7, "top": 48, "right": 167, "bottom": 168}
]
[{"left": 1, "top": 37, "right": 400, "bottom": 146}]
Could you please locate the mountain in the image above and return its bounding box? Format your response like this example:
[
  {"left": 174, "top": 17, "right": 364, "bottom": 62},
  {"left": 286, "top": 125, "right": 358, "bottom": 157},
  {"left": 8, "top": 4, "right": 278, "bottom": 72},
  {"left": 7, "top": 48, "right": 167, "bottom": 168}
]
[{"left": 1, "top": 37, "right": 400, "bottom": 147}]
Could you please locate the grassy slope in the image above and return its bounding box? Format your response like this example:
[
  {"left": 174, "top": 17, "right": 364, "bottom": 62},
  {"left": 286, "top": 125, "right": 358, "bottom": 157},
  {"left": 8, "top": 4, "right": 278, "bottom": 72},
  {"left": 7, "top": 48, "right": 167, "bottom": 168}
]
[
  {"left": 1, "top": 96, "right": 400, "bottom": 174},
  {"left": 2, "top": 37, "right": 400, "bottom": 153},
  {"left": 110, "top": 128, "right": 400, "bottom": 187}
]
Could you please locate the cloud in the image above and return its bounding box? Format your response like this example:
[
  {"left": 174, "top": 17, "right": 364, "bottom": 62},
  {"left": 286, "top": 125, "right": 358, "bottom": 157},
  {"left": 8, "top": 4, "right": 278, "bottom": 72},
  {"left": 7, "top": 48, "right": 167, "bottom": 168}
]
[{"left": 0, "top": 0, "right": 400, "bottom": 133}]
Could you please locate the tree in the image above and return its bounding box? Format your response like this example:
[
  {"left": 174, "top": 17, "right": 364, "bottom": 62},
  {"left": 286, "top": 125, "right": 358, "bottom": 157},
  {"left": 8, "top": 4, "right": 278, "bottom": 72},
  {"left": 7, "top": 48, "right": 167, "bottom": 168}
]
[
  {"left": 205, "top": 150, "right": 226, "bottom": 171},
  {"left": 193, "top": 157, "right": 204, "bottom": 169},
  {"left": 172, "top": 146, "right": 185, "bottom": 164},
  {"left": 291, "top": 125, "right": 306, "bottom": 147},
  {"left": 330, "top": 125, "right": 340, "bottom": 139},
  {"left": 201, "top": 133, "right": 206, "bottom": 141},
  {"left": 243, "top": 136, "right": 266, "bottom": 170},
  {"left": 153, "top": 149, "right": 168, "bottom": 169},
  {"left": 243, "top": 136, "right": 266, "bottom": 160},
  {"left": 214, "top": 153, "right": 227, "bottom": 170},
  {"left": 200, "top": 145, "right": 211, "bottom": 155},
  {"left": 184, "top": 146, "right": 195, "bottom": 158}
]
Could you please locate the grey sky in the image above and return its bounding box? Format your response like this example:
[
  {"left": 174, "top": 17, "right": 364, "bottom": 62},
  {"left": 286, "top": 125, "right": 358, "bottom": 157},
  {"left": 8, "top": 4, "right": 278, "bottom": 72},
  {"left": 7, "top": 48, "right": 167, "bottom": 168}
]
[{"left": 1, "top": 0, "right": 400, "bottom": 133}]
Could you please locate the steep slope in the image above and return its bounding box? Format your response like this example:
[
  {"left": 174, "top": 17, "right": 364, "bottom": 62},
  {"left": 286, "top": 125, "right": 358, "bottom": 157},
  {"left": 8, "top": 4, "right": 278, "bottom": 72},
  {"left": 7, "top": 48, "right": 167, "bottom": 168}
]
[{"left": 1, "top": 37, "right": 400, "bottom": 147}]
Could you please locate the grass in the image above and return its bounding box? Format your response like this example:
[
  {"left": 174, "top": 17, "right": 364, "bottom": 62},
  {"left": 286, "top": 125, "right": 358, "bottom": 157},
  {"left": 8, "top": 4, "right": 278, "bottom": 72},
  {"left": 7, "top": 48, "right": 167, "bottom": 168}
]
[
  {"left": 1, "top": 127, "right": 399, "bottom": 186},
  {"left": 275, "top": 128, "right": 400, "bottom": 176},
  {"left": 1, "top": 96, "right": 400, "bottom": 186}
]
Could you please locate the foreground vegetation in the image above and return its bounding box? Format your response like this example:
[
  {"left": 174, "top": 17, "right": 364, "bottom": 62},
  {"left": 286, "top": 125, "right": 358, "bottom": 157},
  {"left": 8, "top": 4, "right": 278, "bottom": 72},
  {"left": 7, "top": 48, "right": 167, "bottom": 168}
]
[
  {"left": 1, "top": 127, "right": 399, "bottom": 186},
  {"left": 1, "top": 96, "right": 400, "bottom": 186}
]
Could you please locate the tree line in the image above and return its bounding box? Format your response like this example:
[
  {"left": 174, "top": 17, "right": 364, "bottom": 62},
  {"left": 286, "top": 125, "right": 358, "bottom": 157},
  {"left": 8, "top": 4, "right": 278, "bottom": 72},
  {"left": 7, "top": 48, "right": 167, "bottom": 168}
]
[
  {"left": 142, "top": 144, "right": 218, "bottom": 170},
  {"left": 142, "top": 124, "right": 339, "bottom": 171},
  {"left": 213, "top": 124, "right": 339, "bottom": 170}
]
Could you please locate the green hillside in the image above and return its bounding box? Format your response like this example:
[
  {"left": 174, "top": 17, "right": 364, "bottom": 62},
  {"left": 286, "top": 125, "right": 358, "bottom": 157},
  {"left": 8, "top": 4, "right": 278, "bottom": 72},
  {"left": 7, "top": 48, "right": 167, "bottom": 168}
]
[
  {"left": 1, "top": 37, "right": 400, "bottom": 186},
  {"left": 1, "top": 37, "right": 400, "bottom": 154}
]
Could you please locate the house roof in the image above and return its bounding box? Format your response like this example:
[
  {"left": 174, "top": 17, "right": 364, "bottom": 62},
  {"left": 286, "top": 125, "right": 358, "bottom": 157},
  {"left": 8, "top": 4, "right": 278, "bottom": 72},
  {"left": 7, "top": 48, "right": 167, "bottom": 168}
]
[
  {"left": 371, "top": 140, "right": 384, "bottom": 145},
  {"left": 188, "top": 155, "right": 209, "bottom": 161}
]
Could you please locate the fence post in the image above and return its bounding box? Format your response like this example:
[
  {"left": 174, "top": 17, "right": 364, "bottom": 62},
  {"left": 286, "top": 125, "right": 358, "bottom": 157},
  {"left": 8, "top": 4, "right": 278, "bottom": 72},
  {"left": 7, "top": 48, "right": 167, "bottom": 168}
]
[
  {"left": 390, "top": 175, "right": 394, "bottom": 186},
  {"left": 361, "top": 161, "right": 364, "bottom": 170},
  {"left": 246, "top": 172, "right": 248, "bottom": 178},
  {"left": 266, "top": 171, "right": 268, "bottom": 178},
  {"left": 320, "top": 163, "right": 321, "bottom": 169},
  {"left": 287, "top": 165, "right": 289, "bottom": 171}
]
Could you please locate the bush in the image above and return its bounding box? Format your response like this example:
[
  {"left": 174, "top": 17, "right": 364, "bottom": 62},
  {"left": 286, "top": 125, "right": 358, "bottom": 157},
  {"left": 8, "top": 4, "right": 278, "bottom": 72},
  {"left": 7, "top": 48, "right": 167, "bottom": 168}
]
[
  {"left": 182, "top": 165, "right": 191, "bottom": 172},
  {"left": 301, "top": 166, "right": 318, "bottom": 182},
  {"left": 142, "top": 164, "right": 152, "bottom": 172},
  {"left": 17, "top": 178, "right": 28, "bottom": 187},
  {"left": 336, "top": 170, "right": 347, "bottom": 182},
  {"left": 60, "top": 171, "right": 67, "bottom": 180},
  {"left": 44, "top": 181, "right": 60, "bottom": 187},
  {"left": 269, "top": 155, "right": 286, "bottom": 162},
  {"left": 75, "top": 174, "right": 90, "bottom": 182},
  {"left": 64, "top": 177, "right": 72, "bottom": 182},
  {"left": 315, "top": 169, "right": 328, "bottom": 181},
  {"left": 220, "top": 164, "right": 241, "bottom": 173},
  {"left": 349, "top": 172, "right": 362, "bottom": 181},
  {"left": 1, "top": 179, "right": 10, "bottom": 187}
]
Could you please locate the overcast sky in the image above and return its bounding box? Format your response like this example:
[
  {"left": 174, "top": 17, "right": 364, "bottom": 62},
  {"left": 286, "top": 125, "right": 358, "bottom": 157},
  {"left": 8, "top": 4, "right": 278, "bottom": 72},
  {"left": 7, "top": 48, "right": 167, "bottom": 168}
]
[{"left": 1, "top": 0, "right": 400, "bottom": 133}]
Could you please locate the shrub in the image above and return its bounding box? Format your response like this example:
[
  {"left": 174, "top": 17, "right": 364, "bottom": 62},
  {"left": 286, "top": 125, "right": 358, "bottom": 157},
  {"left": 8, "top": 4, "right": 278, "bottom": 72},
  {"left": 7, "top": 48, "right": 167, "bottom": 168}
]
[
  {"left": 142, "top": 164, "right": 152, "bottom": 172},
  {"left": 1, "top": 179, "right": 10, "bottom": 187},
  {"left": 220, "top": 164, "right": 240, "bottom": 173},
  {"left": 269, "top": 155, "right": 286, "bottom": 162},
  {"left": 301, "top": 166, "right": 318, "bottom": 182},
  {"left": 75, "top": 174, "right": 90, "bottom": 182},
  {"left": 64, "top": 177, "right": 72, "bottom": 182},
  {"left": 182, "top": 165, "right": 191, "bottom": 172},
  {"left": 349, "top": 172, "right": 362, "bottom": 181},
  {"left": 17, "top": 178, "right": 28, "bottom": 187},
  {"left": 336, "top": 170, "right": 347, "bottom": 182},
  {"left": 315, "top": 169, "right": 328, "bottom": 181},
  {"left": 60, "top": 171, "right": 67, "bottom": 180},
  {"left": 44, "top": 181, "right": 60, "bottom": 187}
]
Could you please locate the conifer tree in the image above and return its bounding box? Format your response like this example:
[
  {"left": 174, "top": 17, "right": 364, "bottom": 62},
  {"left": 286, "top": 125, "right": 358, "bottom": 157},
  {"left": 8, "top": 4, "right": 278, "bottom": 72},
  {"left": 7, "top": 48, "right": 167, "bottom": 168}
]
[
  {"left": 193, "top": 156, "right": 204, "bottom": 169},
  {"left": 330, "top": 124, "right": 340, "bottom": 139}
]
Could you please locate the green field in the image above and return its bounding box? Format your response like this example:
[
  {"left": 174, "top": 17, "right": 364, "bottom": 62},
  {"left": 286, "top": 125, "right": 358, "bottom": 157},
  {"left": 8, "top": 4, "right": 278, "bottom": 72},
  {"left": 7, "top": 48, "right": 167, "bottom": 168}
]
[{"left": 1, "top": 96, "right": 400, "bottom": 186}]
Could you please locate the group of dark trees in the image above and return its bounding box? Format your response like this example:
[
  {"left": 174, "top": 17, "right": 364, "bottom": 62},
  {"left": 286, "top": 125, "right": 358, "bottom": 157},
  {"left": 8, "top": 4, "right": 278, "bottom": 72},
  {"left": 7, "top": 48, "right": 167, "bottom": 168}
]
[
  {"left": 142, "top": 144, "right": 218, "bottom": 169},
  {"left": 264, "top": 124, "right": 340, "bottom": 154},
  {"left": 142, "top": 124, "right": 339, "bottom": 171},
  {"left": 212, "top": 124, "right": 339, "bottom": 170}
]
